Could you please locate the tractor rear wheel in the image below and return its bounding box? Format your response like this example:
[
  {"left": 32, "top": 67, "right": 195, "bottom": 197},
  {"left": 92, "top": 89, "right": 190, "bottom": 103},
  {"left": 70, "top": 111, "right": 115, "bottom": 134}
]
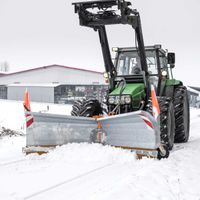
[
  {"left": 174, "top": 86, "right": 190, "bottom": 143},
  {"left": 80, "top": 99, "right": 103, "bottom": 117},
  {"left": 71, "top": 99, "right": 102, "bottom": 117},
  {"left": 71, "top": 99, "right": 85, "bottom": 116},
  {"left": 146, "top": 97, "right": 175, "bottom": 150}
]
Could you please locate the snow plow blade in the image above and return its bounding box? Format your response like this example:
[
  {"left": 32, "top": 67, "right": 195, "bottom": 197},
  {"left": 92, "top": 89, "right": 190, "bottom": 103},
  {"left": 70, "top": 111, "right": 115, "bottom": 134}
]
[
  {"left": 24, "top": 111, "right": 167, "bottom": 158},
  {"left": 99, "top": 111, "right": 160, "bottom": 148},
  {"left": 24, "top": 112, "right": 97, "bottom": 152},
  {"left": 97, "top": 111, "right": 162, "bottom": 158}
]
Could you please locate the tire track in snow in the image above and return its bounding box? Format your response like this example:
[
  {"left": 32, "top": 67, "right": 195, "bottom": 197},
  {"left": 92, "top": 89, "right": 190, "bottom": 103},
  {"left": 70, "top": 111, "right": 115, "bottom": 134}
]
[
  {"left": 0, "top": 159, "right": 27, "bottom": 167},
  {"left": 24, "top": 163, "right": 114, "bottom": 200},
  {"left": 171, "top": 144, "right": 185, "bottom": 153},
  {"left": 23, "top": 162, "right": 140, "bottom": 200}
]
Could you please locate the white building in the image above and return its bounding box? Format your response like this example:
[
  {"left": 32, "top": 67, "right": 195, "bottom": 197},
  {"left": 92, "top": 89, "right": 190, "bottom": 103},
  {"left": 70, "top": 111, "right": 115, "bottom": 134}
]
[
  {"left": 0, "top": 64, "right": 104, "bottom": 85},
  {"left": 7, "top": 83, "right": 59, "bottom": 103},
  {"left": 0, "top": 65, "right": 106, "bottom": 103},
  {"left": 187, "top": 86, "right": 200, "bottom": 107}
]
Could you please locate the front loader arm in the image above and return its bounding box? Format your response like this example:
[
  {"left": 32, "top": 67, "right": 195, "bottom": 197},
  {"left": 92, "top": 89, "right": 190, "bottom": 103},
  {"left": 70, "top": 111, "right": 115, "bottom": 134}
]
[
  {"left": 73, "top": 1, "right": 118, "bottom": 89},
  {"left": 98, "top": 26, "right": 115, "bottom": 90},
  {"left": 72, "top": 0, "right": 149, "bottom": 97}
]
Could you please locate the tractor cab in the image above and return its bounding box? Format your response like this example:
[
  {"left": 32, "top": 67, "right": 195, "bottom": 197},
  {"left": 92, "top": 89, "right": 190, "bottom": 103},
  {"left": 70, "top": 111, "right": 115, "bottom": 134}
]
[
  {"left": 107, "top": 45, "right": 176, "bottom": 113},
  {"left": 113, "top": 45, "right": 175, "bottom": 88}
]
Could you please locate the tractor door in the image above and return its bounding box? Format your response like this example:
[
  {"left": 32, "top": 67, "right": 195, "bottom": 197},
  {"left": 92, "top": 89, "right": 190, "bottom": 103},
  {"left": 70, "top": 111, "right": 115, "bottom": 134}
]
[{"left": 146, "top": 50, "right": 159, "bottom": 90}]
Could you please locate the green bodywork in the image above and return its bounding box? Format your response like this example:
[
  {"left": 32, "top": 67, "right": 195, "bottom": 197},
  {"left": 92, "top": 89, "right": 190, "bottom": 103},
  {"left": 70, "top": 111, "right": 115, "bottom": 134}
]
[
  {"left": 108, "top": 78, "right": 182, "bottom": 110},
  {"left": 165, "top": 79, "right": 182, "bottom": 86},
  {"left": 109, "top": 83, "right": 145, "bottom": 110}
]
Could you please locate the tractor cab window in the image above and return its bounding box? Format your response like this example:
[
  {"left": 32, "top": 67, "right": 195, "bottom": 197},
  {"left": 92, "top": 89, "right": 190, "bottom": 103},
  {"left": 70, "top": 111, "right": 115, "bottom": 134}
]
[
  {"left": 116, "top": 50, "right": 159, "bottom": 76},
  {"left": 145, "top": 50, "right": 158, "bottom": 75},
  {"left": 116, "top": 49, "right": 159, "bottom": 88},
  {"left": 158, "top": 50, "right": 170, "bottom": 78},
  {"left": 159, "top": 55, "right": 167, "bottom": 69},
  {"left": 159, "top": 50, "right": 168, "bottom": 69},
  {"left": 145, "top": 50, "right": 159, "bottom": 88},
  {"left": 116, "top": 51, "right": 141, "bottom": 76}
]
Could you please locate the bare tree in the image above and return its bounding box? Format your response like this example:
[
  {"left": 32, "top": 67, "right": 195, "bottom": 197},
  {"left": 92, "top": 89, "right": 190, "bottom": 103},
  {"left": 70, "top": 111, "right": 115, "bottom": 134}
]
[{"left": 0, "top": 61, "right": 9, "bottom": 72}]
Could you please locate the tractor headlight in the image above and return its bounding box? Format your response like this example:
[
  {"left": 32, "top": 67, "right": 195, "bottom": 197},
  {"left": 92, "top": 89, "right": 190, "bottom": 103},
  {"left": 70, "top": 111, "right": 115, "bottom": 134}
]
[
  {"left": 161, "top": 70, "right": 167, "bottom": 77},
  {"left": 108, "top": 96, "right": 115, "bottom": 104},
  {"left": 108, "top": 95, "right": 132, "bottom": 104},
  {"left": 120, "top": 96, "right": 125, "bottom": 104},
  {"left": 124, "top": 95, "right": 131, "bottom": 104}
]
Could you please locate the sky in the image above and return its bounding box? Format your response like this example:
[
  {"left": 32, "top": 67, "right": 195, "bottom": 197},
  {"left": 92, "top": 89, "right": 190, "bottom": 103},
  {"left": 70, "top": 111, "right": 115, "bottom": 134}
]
[{"left": 0, "top": 0, "right": 199, "bottom": 86}]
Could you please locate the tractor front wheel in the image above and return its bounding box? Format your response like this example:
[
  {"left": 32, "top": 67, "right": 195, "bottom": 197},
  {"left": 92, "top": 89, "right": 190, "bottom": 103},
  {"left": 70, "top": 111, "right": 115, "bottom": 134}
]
[
  {"left": 146, "top": 97, "right": 175, "bottom": 150},
  {"left": 159, "top": 97, "right": 175, "bottom": 150}
]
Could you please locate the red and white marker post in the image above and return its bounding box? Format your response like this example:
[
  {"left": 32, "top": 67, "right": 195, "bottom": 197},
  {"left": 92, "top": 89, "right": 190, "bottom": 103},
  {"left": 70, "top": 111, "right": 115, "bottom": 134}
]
[{"left": 23, "top": 89, "right": 34, "bottom": 128}]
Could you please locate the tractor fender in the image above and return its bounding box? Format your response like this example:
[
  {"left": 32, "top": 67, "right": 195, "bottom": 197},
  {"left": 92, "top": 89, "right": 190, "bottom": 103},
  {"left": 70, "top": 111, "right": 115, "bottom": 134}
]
[
  {"left": 164, "top": 79, "right": 183, "bottom": 98},
  {"left": 165, "top": 79, "right": 182, "bottom": 86}
]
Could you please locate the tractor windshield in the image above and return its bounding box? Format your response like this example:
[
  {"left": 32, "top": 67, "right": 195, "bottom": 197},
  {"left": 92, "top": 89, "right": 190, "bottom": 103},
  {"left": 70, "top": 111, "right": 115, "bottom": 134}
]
[
  {"left": 116, "top": 50, "right": 158, "bottom": 76},
  {"left": 116, "top": 51, "right": 141, "bottom": 76}
]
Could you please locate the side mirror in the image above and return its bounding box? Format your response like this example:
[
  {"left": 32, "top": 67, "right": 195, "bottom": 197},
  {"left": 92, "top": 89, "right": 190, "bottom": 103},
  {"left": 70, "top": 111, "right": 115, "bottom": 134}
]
[{"left": 167, "top": 53, "right": 175, "bottom": 68}]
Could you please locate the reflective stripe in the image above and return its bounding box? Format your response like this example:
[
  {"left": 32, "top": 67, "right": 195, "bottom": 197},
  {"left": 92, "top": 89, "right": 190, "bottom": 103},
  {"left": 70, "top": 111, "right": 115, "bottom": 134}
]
[{"left": 139, "top": 114, "right": 154, "bottom": 129}]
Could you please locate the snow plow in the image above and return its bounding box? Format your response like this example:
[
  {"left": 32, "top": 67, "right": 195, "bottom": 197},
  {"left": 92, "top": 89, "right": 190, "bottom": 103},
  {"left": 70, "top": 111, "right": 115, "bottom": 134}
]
[
  {"left": 24, "top": 109, "right": 166, "bottom": 159},
  {"left": 23, "top": 0, "right": 190, "bottom": 159}
]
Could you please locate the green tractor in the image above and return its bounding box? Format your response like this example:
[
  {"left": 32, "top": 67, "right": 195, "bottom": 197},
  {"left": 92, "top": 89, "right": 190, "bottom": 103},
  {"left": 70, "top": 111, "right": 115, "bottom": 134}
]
[
  {"left": 71, "top": 0, "right": 190, "bottom": 152},
  {"left": 23, "top": 0, "right": 190, "bottom": 158}
]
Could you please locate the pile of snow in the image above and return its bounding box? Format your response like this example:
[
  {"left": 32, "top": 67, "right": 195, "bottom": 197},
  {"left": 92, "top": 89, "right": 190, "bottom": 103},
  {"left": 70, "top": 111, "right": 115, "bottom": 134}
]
[
  {"left": 0, "top": 100, "right": 25, "bottom": 133},
  {"left": 47, "top": 143, "right": 136, "bottom": 164},
  {"left": 0, "top": 136, "right": 25, "bottom": 163}
]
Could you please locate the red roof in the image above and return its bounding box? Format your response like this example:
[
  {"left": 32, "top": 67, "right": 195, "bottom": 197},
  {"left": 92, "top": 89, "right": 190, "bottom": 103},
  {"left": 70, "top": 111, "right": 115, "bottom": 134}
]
[
  {"left": 1, "top": 64, "right": 103, "bottom": 76},
  {"left": 0, "top": 72, "right": 8, "bottom": 76}
]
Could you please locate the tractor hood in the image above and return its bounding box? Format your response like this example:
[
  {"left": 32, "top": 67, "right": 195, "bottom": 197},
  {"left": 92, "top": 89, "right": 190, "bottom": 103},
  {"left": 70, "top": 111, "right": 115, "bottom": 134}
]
[
  {"left": 109, "top": 83, "right": 145, "bottom": 109},
  {"left": 109, "top": 83, "right": 145, "bottom": 97}
]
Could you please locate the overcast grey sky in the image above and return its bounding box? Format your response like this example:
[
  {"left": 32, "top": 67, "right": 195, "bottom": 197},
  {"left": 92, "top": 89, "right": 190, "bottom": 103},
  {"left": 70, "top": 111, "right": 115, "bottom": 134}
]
[{"left": 0, "top": 0, "right": 199, "bottom": 86}]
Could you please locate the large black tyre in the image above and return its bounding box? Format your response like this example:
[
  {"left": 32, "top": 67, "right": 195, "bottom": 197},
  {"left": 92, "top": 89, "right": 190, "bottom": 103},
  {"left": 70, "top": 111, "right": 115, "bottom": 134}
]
[
  {"left": 80, "top": 99, "right": 103, "bottom": 117},
  {"left": 174, "top": 86, "right": 190, "bottom": 143},
  {"left": 146, "top": 97, "right": 175, "bottom": 150},
  {"left": 71, "top": 99, "right": 102, "bottom": 117},
  {"left": 71, "top": 99, "right": 85, "bottom": 116}
]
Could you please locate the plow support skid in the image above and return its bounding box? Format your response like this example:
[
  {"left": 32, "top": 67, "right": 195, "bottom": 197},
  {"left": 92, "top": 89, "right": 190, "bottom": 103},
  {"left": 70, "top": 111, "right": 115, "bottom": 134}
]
[{"left": 25, "top": 111, "right": 161, "bottom": 155}]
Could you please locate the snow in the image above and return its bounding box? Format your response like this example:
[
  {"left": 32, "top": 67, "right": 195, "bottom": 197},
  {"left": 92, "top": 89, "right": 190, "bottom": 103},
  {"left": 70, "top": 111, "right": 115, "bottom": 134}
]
[
  {"left": 0, "top": 100, "right": 200, "bottom": 200},
  {"left": 0, "top": 99, "right": 72, "bottom": 132}
]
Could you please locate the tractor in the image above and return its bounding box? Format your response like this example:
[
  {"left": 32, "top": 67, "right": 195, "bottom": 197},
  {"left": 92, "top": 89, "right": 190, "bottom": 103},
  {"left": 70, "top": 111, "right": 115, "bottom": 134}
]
[
  {"left": 71, "top": 0, "right": 190, "bottom": 151},
  {"left": 23, "top": 0, "right": 190, "bottom": 159}
]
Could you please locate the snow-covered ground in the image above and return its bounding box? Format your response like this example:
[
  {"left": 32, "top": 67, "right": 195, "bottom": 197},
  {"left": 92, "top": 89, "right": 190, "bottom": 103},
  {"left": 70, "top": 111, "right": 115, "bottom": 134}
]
[{"left": 0, "top": 99, "right": 200, "bottom": 200}]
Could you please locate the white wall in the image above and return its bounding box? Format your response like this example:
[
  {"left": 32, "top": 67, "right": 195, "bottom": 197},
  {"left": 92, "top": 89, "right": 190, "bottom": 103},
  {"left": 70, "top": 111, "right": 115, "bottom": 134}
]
[
  {"left": 0, "top": 66, "right": 105, "bottom": 85},
  {"left": 8, "top": 86, "right": 54, "bottom": 103}
]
